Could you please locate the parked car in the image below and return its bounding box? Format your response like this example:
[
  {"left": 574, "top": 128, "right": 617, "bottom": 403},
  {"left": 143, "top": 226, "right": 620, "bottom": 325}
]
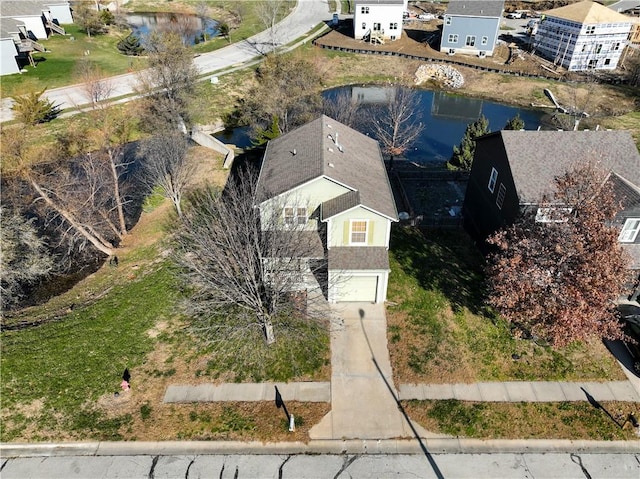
[
  {"left": 621, "top": 315, "right": 640, "bottom": 375},
  {"left": 506, "top": 12, "right": 524, "bottom": 19}
]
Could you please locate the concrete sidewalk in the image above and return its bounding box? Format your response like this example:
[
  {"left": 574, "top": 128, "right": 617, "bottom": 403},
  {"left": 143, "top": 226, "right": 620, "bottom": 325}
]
[
  {"left": 164, "top": 382, "right": 330, "bottom": 403},
  {"left": 399, "top": 381, "right": 640, "bottom": 402}
]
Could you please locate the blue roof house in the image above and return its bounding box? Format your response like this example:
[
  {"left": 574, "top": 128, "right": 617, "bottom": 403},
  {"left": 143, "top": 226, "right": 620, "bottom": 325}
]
[{"left": 440, "top": 0, "right": 504, "bottom": 57}]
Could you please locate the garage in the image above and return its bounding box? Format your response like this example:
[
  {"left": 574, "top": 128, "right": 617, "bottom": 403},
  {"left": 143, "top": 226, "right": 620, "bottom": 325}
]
[{"left": 336, "top": 274, "right": 379, "bottom": 302}]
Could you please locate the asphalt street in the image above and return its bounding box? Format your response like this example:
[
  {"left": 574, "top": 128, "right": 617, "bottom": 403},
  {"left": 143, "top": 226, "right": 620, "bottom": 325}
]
[{"left": 0, "top": 0, "right": 332, "bottom": 122}]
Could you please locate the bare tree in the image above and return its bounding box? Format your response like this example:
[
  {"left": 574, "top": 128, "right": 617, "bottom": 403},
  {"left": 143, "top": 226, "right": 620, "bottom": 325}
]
[
  {"left": 2, "top": 124, "right": 133, "bottom": 259},
  {"left": 139, "top": 131, "right": 194, "bottom": 217},
  {"left": 369, "top": 86, "right": 423, "bottom": 170},
  {"left": 256, "top": 0, "right": 288, "bottom": 48},
  {"left": 486, "top": 162, "right": 630, "bottom": 347},
  {"left": 0, "top": 206, "right": 54, "bottom": 310},
  {"left": 174, "top": 167, "right": 328, "bottom": 345},
  {"left": 322, "top": 89, "right": 362, "bottom": 129},
  {"left": 136, "top": 31, "right": 199, "bottom": 131},
  {"left": 76, "top": 60, "right": 114, "bottom": 110}
]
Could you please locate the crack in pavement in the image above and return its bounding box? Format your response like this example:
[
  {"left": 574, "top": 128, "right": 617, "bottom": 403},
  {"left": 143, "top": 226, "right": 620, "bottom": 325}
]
[
  {"left": 185, "top": 457, "right": 196, "bottom": 479},
  {"left": 519, "top": 455, "right": 535, "bottom": 479},
  {"left": 0, "top": 459, "right": 8, "bottom": 472},
  {"left": 148, "top": 455, "right": 159, "bottom": 479},
  {"left": 278, "top": 455, "right": 291, "bottom": 479},
  {"left": 333, "top": 455, "right": 358, "bottom": 479},
  {"left": 570, "top": 453, "right": 593, "bottom": 479}
]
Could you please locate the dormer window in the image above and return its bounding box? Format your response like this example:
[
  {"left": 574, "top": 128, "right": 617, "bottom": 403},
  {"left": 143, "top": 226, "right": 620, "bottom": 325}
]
[{"left": 619, "top": 218, "right": 640, "bottom": 243}]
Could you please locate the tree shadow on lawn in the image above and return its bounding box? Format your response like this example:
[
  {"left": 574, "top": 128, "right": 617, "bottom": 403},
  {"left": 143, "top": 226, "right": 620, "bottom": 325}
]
[{"left": 390, "top": 225, "right": 488, "bottom": 315}]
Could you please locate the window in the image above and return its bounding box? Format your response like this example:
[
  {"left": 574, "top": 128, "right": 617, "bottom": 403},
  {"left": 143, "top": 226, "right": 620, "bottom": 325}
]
[
  {"left": 445, "top": 16, "right": 451, "bottom": 25},
  {"left": 362, "top": 22, "right": 366, "bottom": 29},
  {"left": 604, "top": 58, "right": 611, "bottom": 66},
  {"left": 361, "top": 6, "right": 369, "bottom": 14},
  {"left": 390, "top": 22, "right": 398, "bottom": 30},
  {"left": 595, "top": 44, "right": 603, "bottom": 54},
  {"left": 481, "top": 36, "right": 488, "bottom": 45},
  {"left": 350, "top": 220, "right": 367, "bottom": 244},
  {"left": 586, "top": 25, "right": 595, "bottom": 34},
  {"left": 488, "top": 167, "right": 498, "bottom": 193},
  {"left": 588, "top": 59, "right": 598, "bottom": 69},
  {"left": 448, "top": 33, "right": 458, "bottom": 43},
  {"left": 496, "top": 183, "right": 506, "bottom": 209},
  {"left": 613, "top": 42, "right": 621, "bottom": 51},
  {"left": 465, "top": 35, "right": 476, "bottom": 47},
  {"left": 619, "top": 218, "right": 640, "bottom": 243},
  {"left": 284, "top": 207, "right": 307, "bottom": 225}
]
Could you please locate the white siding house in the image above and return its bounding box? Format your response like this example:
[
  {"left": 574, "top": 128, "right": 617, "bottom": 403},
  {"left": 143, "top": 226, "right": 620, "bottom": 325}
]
[
  {"left": 534, "top": 0, "right": 633, "bottom": 71},
  {"left": 0, "top": 1, "right": 73, "bottom": 75},
  {"left": 353, "top": 0, "right": 407, "bottom": 42}
]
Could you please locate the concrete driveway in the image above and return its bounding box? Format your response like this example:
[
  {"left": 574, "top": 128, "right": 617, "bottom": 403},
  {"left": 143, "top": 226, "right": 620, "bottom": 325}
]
[{"left": 310, "top": 303, "right": 435, "bottom": 440}]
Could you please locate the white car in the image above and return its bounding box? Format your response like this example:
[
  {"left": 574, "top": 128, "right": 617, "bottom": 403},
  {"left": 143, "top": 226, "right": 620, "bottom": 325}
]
[{"left": 418, "top": 13, "right": 435, "bottom": 21}]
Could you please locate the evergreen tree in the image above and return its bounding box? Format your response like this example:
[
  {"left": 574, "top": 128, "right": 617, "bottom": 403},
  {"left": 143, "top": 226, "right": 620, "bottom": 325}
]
[
  {"left": 11, "top": 88, "right": 60, "bottom": 125},
  {"left": 448, "top": 115, "right": 490, "bottom": 170},
  {"left": 117, "top": 34, "right": 144, "bottom": 56},
  {"left": 504, "top": 114, "right": 525, "bottom": 131}
]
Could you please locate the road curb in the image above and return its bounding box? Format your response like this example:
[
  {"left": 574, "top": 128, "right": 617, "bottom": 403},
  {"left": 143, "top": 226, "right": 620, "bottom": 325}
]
[{"left": 2, "top": 439, "right": 639, "bottom": 458}]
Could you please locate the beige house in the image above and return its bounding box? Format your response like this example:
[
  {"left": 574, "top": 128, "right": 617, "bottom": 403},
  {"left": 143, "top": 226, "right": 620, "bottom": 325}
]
[{"left": 256, "top": 115, "right": 398, "bottom": 303}]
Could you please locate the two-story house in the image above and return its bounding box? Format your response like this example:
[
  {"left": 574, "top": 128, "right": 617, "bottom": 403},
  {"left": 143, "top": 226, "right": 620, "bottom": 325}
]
[
  {"left": 534, "top": 0, "right": 633, "bottom": 71},
  {"left": 440, "top": 0, "right": 504, "bottom": 57},
  {"left": 353, "top": 0, "right": 407, "bottom": 43},
  {"left": 255, "top": 115, "right": 398, "bottom": 304},
  {"left": 462, "top": 129, "right": 640, "bottom": 301}
]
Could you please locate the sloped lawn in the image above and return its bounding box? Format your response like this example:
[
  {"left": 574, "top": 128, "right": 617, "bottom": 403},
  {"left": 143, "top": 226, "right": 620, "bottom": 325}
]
[{"left": 387, "top": 226, "right": 626, "bottom": 384}]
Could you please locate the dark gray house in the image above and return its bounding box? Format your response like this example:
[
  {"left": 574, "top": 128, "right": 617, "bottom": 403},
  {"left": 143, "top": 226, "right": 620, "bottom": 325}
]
[
  {"left": 440, "top": 0, "right": 504, "bottom": 57},
  {"left": 462, "top": 130, "right": 640, "bottom": 300}
]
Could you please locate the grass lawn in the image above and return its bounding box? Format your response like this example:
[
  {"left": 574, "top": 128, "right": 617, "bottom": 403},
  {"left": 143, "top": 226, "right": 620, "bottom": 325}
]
[
  {"left": 404, "top": 400, "right": 639, "bottom": 440},
  {"left": 387, "top": 226, "right": 627, "bottom": 384},
  {"left": 0, "top": 25, "right": 144, "bottom": 98},
  {"left": 0, "top": 148, "right": 330, "bottom": 442}
]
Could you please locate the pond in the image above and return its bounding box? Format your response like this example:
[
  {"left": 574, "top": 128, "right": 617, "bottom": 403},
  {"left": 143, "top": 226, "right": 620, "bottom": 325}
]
[
  {"left": 215, "top": 85, "right": 549, "bottom": 163},
  {"left": 125, "top": 12, "right": 219, "bottom": 46}
]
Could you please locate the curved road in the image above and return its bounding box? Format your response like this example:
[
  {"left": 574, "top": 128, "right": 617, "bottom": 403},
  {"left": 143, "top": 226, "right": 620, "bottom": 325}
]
[{"left": 1, "top": 0, "right": 332, "bottom": 121}]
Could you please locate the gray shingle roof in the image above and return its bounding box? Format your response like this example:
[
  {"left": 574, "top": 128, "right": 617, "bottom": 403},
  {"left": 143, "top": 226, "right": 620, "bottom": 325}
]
[
  {"left": 257, "top": 115, "right": 398, "bottom": 220},
  {"left": 446, "top": 0, "right": 505, "bottom": 18},
  {"left": 328, "top": 247, "right": 390, "bottom": 270},
  {"left": 491, "top": 130, "right": 640, "bottom": 203},
  {"left": 1, "top": 1, "right": 59, "bottom": 17},
  {"left": 321, "top": 190, "right": 360, "bottom": 220}
]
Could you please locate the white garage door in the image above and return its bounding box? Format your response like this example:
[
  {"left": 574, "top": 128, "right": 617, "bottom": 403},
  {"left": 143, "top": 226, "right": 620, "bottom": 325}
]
[{"left": 337, "top": 275, "right": 378, "bottom": 302}]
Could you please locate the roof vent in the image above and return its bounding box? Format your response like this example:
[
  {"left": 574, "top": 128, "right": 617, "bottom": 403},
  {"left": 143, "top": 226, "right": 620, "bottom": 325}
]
[
  {"left": 328, "top": 162, "right": 334, "bottom": 168},
  {"left": 292, "top": 148, "right": 297, "bottom": 156},
  {"left": 328, "top": 147, "right": 334, "bottom": 153},
  {"left": 327, "top": 123, "right": 332, "bottom": 129}
]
